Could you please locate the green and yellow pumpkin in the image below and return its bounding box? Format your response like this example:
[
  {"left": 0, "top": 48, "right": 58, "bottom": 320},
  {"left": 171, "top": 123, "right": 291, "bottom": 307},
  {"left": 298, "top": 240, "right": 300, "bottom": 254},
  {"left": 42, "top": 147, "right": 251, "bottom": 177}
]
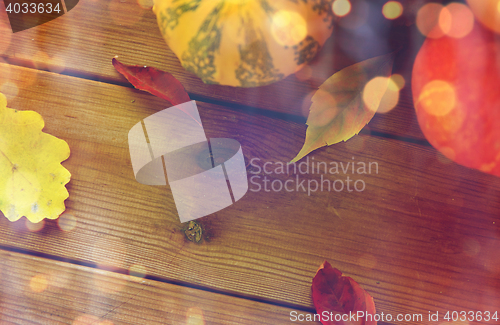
[{"left": 153, "top": 0, "right": 334, "bottom": 87}]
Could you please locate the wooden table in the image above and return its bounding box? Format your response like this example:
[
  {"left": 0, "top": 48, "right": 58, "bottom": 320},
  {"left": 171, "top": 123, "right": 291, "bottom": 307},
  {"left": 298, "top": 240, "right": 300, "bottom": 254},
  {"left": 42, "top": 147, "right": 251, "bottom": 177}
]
[{"left": 0, "top": 0, "right": 499, "bottom": 324}]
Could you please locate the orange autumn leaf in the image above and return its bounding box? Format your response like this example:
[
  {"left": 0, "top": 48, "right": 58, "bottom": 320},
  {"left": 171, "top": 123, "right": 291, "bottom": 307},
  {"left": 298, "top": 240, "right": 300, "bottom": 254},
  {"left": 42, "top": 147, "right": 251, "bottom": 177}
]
[
  {"left": 312, "top": 261, "right": 376, "bottom": 325},
  {"left": 291, "top": 53, "right": 395, "bottom": 162}
]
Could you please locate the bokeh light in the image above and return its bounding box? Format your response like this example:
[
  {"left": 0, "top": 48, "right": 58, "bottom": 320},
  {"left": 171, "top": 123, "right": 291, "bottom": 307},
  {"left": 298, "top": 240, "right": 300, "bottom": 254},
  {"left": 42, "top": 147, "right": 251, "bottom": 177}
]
[
  {"left": 439, "top": 3, "right": 474, "bottom": 38},
  {"left": 48, "top": 55, "right": 66, "bottom": 74},
  {"left": 308, "top": 89, "right": 342, "bottom": 126},
  {"left": 186, "top": 307, "right": 205, "bottom": 325},
  {"left": 363, "top": 76, "right": 400, "bottom": 113},
  {"left": 390, "top": 74, "right": 405, "bottom": 90},
  {"left": 417, "top": 2, "right": 474, "bottom": 38},
  {"left": 466, "top": 0, "right": 500, "bottom": 34},
  {"left": 271, "top": 10, "right": 308, "bottom": 47},
  {"left": 418, "top": 80, "right": 456, "bottom": 116},
  {"left": 378, "top": 77, "right": 400, "bottom": 113},
  {"left": 26, "top": 218, "right": 45, "bottom": 232},
  {"left": 416, "top": 3, "right": 446, "bottom": 38},
  {"left": 30, "top": 274, "right": 48, "bottom": 293},
  {"left": 91, "top": 236, "right": 127, "bottom": 271},
  {"left": 480, "top": 161, "right": 498, "bottom": 173},
  {"left": 332, "top": 0, "right": 351, "bottom": 17},
  {"left": 57, "top": 213, "right": 77, "bottom": 232},
  {"left": 382, "top": 1, "right": 403, "bottom": 20},
  {"left": 72, "top": 314, "right": 100, "bottom": 325},
  {"left": 436, "top": 148, "right": 455, "bottom": 164},
  {"left": 440, "top": 147, "right": 457, "bottom": 163},
  {"left": 33, "top": 51, "right": 50, "bottom": 70},
  {"left": 363, "top": 77, "right": 387, "bottom": 112},
  {"left": 129, "top": 263, "right": 147, "bottom": 279},
  {"left": 438, "top": 6, "right": 452, "bottom": 36},
  {"left": 0, "top": 82, "right": 19, "bottom": 101}
]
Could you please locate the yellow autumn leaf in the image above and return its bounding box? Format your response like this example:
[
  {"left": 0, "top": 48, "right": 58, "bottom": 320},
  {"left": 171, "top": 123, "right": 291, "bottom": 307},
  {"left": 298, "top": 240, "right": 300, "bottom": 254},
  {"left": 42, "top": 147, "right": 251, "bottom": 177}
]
[
  {"left": 291, "top": 53, "right": 395, "bottom": 162},
  {"left": 0, "top": 93, "right": 71, "bottom": 223}
]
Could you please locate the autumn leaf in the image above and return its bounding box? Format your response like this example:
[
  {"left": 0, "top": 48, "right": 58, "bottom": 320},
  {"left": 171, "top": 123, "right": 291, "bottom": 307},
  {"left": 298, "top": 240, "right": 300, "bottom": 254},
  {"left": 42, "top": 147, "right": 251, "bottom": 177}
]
[
  {"left": 291, "top": 53, "right": 395, "bottom": 162},
  {"left": 312, "top": 261, "right": 376, "bottom": 325},
  {"left": 112, "top": 58, "right": 190, "bottom": 106},
  {"left": 0, "top": 93, "right": 71, "bottom": 223}
]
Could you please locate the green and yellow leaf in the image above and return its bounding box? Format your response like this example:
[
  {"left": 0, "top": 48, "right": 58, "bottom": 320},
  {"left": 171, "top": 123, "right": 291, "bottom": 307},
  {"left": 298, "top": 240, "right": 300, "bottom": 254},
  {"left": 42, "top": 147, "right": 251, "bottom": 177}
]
[{"left": 291, "top": 53, "right": 395, "bottom": 162}]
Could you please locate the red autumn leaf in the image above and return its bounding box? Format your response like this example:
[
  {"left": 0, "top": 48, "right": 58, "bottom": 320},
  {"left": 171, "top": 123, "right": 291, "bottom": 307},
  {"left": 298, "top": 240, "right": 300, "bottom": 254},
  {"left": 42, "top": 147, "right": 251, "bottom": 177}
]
[
  {"left": 312, "top": 261, "right": 376, "bottom": 325},
  {"left": 112, "top": 58, "right": 190, "bottom": 106}
]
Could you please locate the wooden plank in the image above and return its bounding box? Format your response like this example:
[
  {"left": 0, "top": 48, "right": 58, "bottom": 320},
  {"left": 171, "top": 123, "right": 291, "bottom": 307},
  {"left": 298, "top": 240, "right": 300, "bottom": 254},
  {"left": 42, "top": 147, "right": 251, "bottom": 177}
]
[
  {"left": 0, "top": 249, "right": 314, "bottom": 324},
  {"left": 0, "top": 0, "right": 426, "bottom": 140},
  {"left": 0, "top": 63, "right": 499, "bottom": 322}
]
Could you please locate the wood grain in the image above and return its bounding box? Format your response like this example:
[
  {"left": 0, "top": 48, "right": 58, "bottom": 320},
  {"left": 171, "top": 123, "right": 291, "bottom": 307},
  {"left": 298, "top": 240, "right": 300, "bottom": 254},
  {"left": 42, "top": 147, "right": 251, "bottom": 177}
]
[
  {"left": 0, "top": 249, "right": 312, "bottom": 324},
  {"left": 0, "top": 0, "right": 427, "bottom": 141},
  {"left": 0, "top": 63, "right": 499, "bottom": 324}
]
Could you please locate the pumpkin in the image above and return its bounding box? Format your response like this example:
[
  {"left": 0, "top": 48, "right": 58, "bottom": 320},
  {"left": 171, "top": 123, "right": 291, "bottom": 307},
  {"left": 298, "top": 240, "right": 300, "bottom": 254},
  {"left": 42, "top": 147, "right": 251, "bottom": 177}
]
[
  {"left": 153, "top": 0, "right": 334, "bottom": 87},
  {"left": 466, "top": 0, "right": 500, "bottom": 34},
  {"left": 412, "top": 21, "right": 500, "bottom": 176}
]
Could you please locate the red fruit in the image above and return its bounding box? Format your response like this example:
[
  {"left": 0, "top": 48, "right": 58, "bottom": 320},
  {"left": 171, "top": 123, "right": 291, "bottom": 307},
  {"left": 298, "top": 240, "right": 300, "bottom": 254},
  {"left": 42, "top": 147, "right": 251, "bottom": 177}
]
[{"left": 412, "top": 21, "right": 500, "bottom": 176}]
